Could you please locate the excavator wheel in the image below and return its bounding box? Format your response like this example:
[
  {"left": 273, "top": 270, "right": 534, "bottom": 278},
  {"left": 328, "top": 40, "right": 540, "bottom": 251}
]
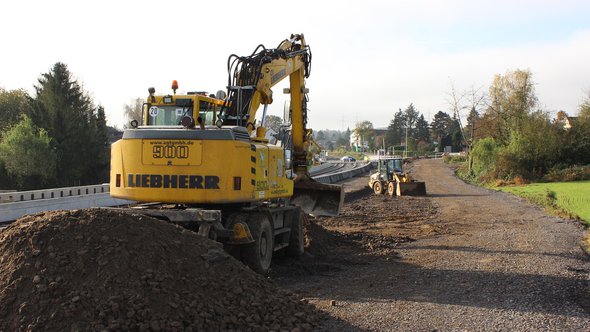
[
  {"left": 243, "top": 214, "right": 274, "bottom": 275},
  {"left": 287, "top": 208, "right": 305, "bottom": 257},
  {"left": 387, "top": 182, "right": 396, "bottom": 196},
  {"left": 373, "top": 181, "right": 385, "bottom": 195}
]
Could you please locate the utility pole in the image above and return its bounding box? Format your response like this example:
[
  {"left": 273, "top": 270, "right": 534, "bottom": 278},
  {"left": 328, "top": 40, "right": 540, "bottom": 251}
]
[
  {"left": 404, "top": 111, "right": 408, "bottom": 159},
  {"left": 468, "top": 106, "right": 476, "bottom": 175}
]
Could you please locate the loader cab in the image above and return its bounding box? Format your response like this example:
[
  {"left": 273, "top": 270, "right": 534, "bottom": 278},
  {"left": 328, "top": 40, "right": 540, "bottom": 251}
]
[{"left": 379, "top": 158, "right": 403, "bottom": 181}]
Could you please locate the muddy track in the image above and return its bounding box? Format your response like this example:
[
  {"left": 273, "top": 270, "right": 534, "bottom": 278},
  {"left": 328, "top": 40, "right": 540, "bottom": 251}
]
[{"left": 274, "top": 158, "right": 590, "bottom": 331}]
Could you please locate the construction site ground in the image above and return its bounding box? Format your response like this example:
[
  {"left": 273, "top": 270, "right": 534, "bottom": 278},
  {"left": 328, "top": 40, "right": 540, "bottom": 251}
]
[{"left": 272, "top": 158, "right": 590, "bottom": 331}]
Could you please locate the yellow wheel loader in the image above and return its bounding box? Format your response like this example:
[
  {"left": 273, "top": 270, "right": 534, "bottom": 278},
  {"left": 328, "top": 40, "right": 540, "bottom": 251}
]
[
  {"left": 368, "top": 157, "right": 427, "bottom": 196},
  {"left": 109, "top": 34, "right": 343, "bottom": 274}
]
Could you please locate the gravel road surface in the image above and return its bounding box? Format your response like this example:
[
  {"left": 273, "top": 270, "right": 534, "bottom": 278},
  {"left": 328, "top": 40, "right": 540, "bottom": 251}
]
[{"left": 276, "top": 158, "right": 590, "bottom": 331}]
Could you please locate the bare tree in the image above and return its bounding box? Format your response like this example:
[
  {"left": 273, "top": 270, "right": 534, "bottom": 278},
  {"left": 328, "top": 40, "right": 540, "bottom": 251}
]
[
  {"left": 264, "top": 115, "right": 283, "bottom": 134},
  {"left": 446, "top": 81, "right": 467, "bottom": 148},
  {"left": 123, "top": 98, "right": 144, "bottom": 127}
]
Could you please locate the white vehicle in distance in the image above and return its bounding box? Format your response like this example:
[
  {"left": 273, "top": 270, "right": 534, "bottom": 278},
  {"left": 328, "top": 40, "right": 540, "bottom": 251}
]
[{"left": 340, "top": 156, "right": 356, "bottom": 162}]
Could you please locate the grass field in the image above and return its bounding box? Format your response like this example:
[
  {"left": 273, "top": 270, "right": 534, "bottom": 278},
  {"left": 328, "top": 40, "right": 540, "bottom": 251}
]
[{"left": 499, "top": 181, "right": 590, "bottom": 225}]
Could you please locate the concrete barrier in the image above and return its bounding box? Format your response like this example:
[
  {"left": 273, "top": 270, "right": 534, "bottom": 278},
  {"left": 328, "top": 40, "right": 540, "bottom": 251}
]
[
  {"left": 0, "top": 193, "right": 135, "bottom": 222},
  {"left": 314, "top": 162, "right": 372, "bottom": 184},
  {"left": 0, "top": 184, "right": 110, "bottom": 203}
]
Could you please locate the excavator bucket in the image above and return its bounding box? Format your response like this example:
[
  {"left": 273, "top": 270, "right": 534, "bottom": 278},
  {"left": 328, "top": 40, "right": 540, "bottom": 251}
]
[
  {"left": 396, "top": 181, "right": 427, "bottom": 196},
  {"left": 290, "top": 178, "right": 344, "bottom": 216}
]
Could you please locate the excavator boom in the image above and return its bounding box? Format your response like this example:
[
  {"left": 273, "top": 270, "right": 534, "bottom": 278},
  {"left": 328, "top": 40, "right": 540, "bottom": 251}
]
[{"left": 221, "top": 33, "right": 343, "bottom": 216}]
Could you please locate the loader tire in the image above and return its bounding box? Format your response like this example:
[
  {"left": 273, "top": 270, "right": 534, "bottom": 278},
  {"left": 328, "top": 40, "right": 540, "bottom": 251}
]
[
  {"left": 243, "top": 214, "right": 273, "bottom": 275},
  {"left": 387, "top": 181, "right": 396, "bottom": 196},
  {"left": 373, "top": 181, "right": 384, "bottom": 195},
  {"left": 287, "top": 208, "right": 305, "bottom": 257}
]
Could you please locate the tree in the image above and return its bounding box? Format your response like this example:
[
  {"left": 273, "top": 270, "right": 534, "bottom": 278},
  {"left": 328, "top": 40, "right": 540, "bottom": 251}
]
[
  {"left": 264, "top": 114, "right": 283, "bottom": 134},
  {"left": 35, "top": 62, "right": 108, "bottom": 186},
  {"left": 315, "top": 130, "right": 325, "bottom": 142},
  {"left": 464, "top": 107, "right": 479, "bottom": 143},
  {"left": 86, "top": 105, "right": 110, "bottom": 183},
  {"left": 559, "top": 92, "right": 590, "bottom": 165},
  {"left": 402, "top": 103, "right": 420, "bottom": 152},
  {"left": 335, "top": 128, "right": 351, "bottom": 150},
  {"left": 470, "top": 137, "right": 500, "bottom": 181},
  {"left": 0, "top": 115, "right": 56, "bottom": 189},
  {"left": 430, "top": 111, "right": 452, "bottom": 152},
  {"left": 123, "top": 97, "right": 144, "bottom": 127},
  {"left": 495, "top": 111, "right": 560, "bottom": 179},
  {"left": 353, "top": 121, "right": 375, "bottom": 151},
  {"left": 0, "top": 88, "right": 34, "bottom": 132},
  {"left": 446, "top": 83, "right": 467, "bottom": 150},
  {"left": 385, "top": 108, "right": 404, "bottom": 147},
  {"left": 448, "top": 114, "right": 464, "bottom": 151},
  {"left": 485, "top": 69, "right": 538, "bottom": 143},
  {"left": 462, "top": 86, "right": 487, "bottom": 143},
  {"left": 580, "top": 91, "right": 590, "bottom": 119},
  {"left": 404, "top": 103, "right": 419, "bottom": 137},
  {"left": 415, "top": 114, "right": 430, "bottom": 143}
]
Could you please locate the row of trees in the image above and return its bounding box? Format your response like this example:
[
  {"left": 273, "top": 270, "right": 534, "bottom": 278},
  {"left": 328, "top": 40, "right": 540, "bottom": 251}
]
[
  {"left": 0, "top": 63, "right": 110, "bottom": 190},
  {"left": 349, "top": 105, "right": 463, "bottom": 154},
  {"left": 311, "top": 67, "right": 589, "bottom": 185},
  {"left": 464, "top": 69, "right": 590, "bottom": 182}
]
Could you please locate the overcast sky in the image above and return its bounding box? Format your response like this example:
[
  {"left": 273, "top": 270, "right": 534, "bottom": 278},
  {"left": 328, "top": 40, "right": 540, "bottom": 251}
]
[{"left": 1, "top": 0, "right": 589, "bottom": 130}]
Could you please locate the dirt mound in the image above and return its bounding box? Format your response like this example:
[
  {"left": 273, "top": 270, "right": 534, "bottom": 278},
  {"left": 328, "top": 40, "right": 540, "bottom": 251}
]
[{"left": 0, "top": 209, "right": 325, "bottom": 331}]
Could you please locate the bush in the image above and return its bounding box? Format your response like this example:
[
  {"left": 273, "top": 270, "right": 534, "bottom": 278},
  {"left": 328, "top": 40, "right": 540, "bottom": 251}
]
[
  {"left": 544, "top": 165, "right": 590, "bottom": 182},
  {"left": 443, "top": 155, "right": 467, "bottom": 163},
  {"left": 0, "top": 116, "right": 57, "bottom": 189},
  {"left": 470, "top": 137, "right": 500, "bottom": 181}
]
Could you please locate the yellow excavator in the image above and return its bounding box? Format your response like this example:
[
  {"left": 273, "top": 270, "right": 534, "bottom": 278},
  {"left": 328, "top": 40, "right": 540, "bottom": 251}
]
[{"left": 110, "top": 34, "right": 343, "bottom": 274}]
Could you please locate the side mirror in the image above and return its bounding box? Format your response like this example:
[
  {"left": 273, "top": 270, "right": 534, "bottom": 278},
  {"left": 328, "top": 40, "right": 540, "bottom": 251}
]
[
  {"left": 283, "top": 101, "right": 291, "bottom": 125},
  {"left": 284, "top": 149, "right": 292, "bottom": 172}
]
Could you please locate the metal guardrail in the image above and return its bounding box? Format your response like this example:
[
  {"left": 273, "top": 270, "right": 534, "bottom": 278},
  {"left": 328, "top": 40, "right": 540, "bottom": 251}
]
[{"left": 0, "top": 163, "right": 372, "bottom": 223}]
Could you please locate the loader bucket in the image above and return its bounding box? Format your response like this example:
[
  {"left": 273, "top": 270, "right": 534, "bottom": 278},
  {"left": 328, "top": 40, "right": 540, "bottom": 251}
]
[
  {"left": 290, "top": 178, "right": 344, "bottom": 216},
  {"left": 396, "top": 181, "right": 427, "bottom": 196}
]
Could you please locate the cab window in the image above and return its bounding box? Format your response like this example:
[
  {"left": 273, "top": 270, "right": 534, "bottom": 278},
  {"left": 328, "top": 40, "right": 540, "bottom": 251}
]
[
  {"left": 199, "top": 101, "right": 216, "bottom": 125},
  {"left": 147, "top": 105, "right": 192, "bottom": 125}
]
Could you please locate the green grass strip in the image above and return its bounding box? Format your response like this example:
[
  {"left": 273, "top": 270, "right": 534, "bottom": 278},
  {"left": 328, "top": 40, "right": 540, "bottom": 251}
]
[{"left": 499, "top": 181, "right": 590, "bottom": 226}]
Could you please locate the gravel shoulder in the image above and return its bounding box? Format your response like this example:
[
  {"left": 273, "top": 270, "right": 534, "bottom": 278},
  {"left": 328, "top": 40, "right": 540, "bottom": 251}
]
[{"left": 275, "top": 158, "right": 590, "bottom": 331}]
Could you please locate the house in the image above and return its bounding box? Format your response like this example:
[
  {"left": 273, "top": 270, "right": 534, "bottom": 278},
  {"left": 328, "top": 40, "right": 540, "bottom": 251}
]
[
  {"left": 562, "top": 116, "right": 578, "bottom": 130},
  {"left": 350, "top": 128, "right": 387, "bottom": 152},
  {"left": 555, "top": 111, "right": 578, "bottom": 130},
  {"left": 350, "top": 131, "right": 364, "bottom": 151}
]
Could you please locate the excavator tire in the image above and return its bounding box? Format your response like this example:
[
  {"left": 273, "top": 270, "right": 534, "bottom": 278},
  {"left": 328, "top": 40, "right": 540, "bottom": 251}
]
[
  {"left": 373, "top": 181, "right": 384, "bottom": 195},
  {"left": 243, "top": 214, "right": 274, "bottom": 275},
  {"left": 287, "top": 208, "right": 305, "bottom": 257}
]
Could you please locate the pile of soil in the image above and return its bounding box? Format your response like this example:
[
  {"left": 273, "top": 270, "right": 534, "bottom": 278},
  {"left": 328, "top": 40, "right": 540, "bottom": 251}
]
[{"left": 0, "top": 209, "right": 325, "bottom": 331}]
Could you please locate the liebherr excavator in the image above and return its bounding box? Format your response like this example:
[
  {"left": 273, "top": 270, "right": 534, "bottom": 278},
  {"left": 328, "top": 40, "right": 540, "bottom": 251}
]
[{"left": 110, "top": 34, "right": 343, "bottom": 274}]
